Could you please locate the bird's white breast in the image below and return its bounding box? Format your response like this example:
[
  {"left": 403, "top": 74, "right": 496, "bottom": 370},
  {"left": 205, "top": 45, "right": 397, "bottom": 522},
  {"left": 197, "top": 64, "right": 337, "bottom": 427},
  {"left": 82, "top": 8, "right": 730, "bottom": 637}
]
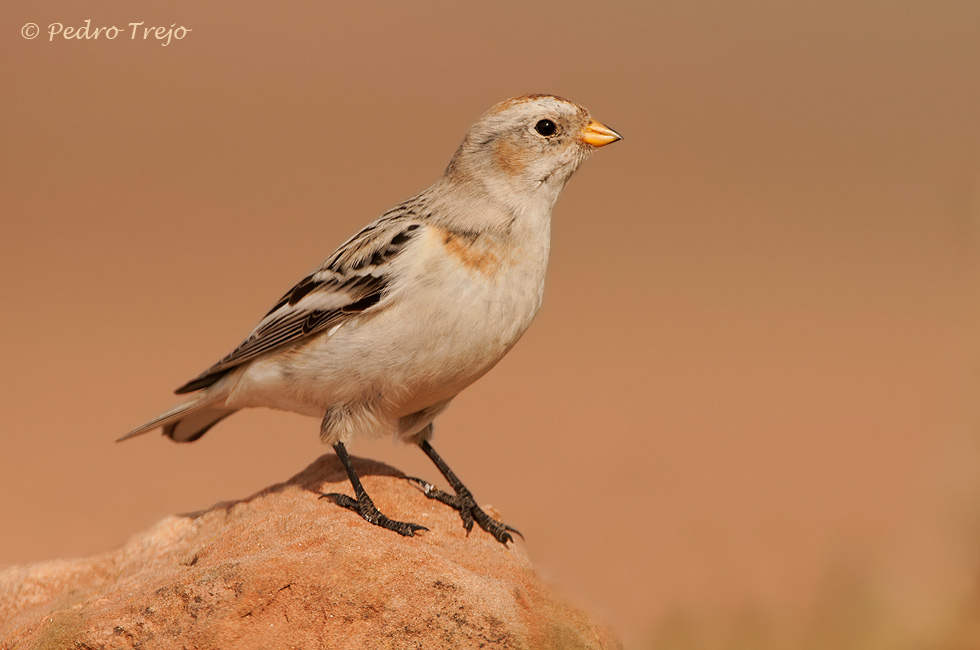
[{"left": 373, "top": 222, "right": 551, "bottom": 409}]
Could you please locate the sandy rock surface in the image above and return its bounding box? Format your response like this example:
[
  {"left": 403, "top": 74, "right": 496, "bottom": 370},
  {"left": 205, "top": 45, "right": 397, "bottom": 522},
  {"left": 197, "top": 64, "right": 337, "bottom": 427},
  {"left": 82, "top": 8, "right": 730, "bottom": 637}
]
[{"left": 0, "top": 454, "right": 618, "bottom": 649}]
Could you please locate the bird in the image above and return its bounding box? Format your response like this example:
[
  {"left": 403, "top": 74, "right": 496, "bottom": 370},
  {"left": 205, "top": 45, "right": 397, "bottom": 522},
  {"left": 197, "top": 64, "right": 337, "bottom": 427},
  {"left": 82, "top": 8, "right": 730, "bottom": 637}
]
[{"left": 119, "top": 94, "right": 621, "bottom": 543}]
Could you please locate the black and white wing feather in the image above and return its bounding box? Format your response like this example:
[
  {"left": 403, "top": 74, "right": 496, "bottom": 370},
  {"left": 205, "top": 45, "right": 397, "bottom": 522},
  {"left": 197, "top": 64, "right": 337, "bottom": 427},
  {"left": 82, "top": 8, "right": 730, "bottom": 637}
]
[{"left": 174, "top": 211, "right": 424, "bottom": 394}]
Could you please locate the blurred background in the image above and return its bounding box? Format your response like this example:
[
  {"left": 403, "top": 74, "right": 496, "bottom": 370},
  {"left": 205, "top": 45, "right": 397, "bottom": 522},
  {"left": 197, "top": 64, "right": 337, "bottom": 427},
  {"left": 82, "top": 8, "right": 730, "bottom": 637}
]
[{"left": 2, "top": 1, "right": 978, "bottom": 647}]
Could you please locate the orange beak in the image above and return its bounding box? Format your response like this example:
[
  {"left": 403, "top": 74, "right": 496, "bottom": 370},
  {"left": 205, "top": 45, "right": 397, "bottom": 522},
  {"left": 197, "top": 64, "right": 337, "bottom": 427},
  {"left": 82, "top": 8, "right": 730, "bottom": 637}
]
[{"left": 580, "top": 119, "right": 622, "bottom": 147}]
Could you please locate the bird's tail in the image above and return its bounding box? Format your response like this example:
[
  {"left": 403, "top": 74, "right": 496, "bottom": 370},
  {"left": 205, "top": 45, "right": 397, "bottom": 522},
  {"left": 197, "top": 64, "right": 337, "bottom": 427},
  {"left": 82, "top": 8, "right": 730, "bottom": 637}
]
[{"left": 117, "top": 396, "right": 238, "bottom": 443}]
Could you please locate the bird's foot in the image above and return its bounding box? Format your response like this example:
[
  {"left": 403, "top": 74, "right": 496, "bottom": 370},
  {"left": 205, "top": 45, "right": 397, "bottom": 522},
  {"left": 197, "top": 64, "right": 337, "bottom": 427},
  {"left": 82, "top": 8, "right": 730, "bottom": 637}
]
[
  {"left": 321, "top": 491, "right": 428, "bottom": 537},
  {"left": 403, "top": 477, "right": 522, "bottom": 544}
]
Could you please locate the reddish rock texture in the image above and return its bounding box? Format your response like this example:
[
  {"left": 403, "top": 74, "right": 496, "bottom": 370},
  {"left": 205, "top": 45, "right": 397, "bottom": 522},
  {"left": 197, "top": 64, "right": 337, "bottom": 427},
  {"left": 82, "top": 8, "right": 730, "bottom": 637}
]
[{"left": 0, "top": 455, "right": 618, "bottom": 649}]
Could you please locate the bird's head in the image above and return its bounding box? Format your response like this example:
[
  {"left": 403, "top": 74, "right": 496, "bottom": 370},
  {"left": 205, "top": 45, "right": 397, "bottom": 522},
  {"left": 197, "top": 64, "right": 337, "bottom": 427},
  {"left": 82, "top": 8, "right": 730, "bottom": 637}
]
[{"left": 445, "top": 94, "right": 621, "bottom": 212}]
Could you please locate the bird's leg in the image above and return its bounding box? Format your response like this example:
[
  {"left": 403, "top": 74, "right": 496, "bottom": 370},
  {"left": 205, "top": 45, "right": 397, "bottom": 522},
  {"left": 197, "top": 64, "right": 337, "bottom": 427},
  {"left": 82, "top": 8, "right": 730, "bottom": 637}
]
[
  {"left": 321, "top": 442, "right": 428, "bottom": 537},
  {"left": 405, "top": 439, "right": 521, "bottom": 544}
]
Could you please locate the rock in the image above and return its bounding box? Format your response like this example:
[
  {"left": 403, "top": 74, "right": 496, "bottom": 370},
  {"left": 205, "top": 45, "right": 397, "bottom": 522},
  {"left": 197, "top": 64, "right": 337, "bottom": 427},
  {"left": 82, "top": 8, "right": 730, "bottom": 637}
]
[{"left": 0, "top": 455, "right": 619, "bottom": 649}]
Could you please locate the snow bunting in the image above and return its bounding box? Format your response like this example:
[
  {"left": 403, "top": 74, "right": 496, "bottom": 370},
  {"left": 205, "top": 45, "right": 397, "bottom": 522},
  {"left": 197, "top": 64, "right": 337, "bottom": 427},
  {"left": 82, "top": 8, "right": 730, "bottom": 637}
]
[{"left": 120, "top": 94, "right": 621, "bottom": 543}]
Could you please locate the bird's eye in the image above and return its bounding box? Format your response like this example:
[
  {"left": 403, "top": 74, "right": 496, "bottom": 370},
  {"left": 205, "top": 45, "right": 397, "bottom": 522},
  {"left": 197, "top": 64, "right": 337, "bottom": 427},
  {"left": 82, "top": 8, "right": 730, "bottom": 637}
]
[{"left": 534, "top": 119, "right": 558, "bottom": 137}]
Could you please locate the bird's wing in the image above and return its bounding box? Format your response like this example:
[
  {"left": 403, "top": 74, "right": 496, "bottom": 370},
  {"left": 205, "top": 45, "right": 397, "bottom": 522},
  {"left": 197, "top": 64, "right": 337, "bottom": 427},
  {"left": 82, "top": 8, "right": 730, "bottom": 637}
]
[{"left": 174, "top": 212, "right": 424, "bottom": 394}]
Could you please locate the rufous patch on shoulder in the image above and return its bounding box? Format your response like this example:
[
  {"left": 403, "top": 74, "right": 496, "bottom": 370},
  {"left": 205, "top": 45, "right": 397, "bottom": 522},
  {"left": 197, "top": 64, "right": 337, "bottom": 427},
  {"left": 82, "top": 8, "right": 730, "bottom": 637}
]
[{"left": 434, "top": 227, "right": 501, "bottom": 277}]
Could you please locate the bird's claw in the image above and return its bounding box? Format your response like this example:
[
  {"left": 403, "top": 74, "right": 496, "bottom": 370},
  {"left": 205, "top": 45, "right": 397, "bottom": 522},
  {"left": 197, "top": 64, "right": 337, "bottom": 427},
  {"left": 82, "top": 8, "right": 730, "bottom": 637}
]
[
  {"left": 401, "top": 476, "right": 521, "bottom": 544},
  {"left": 321, "top": 491, "right": 428, "bottom": 537}
]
